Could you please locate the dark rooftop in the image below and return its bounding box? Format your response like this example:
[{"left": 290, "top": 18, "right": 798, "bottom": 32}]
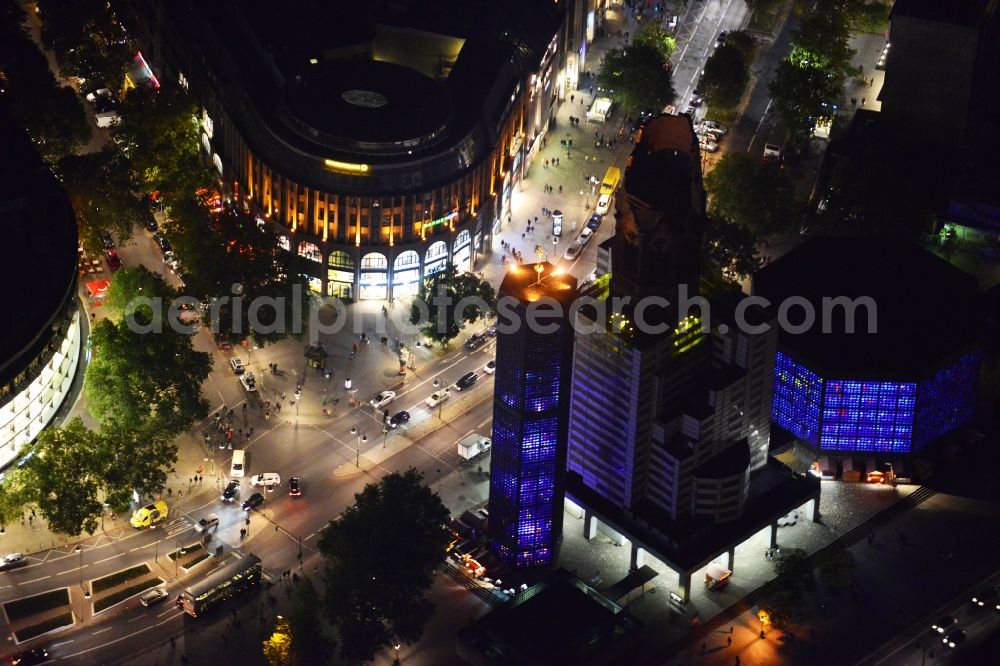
[
  {"left": 457, "top": 571, "right": 639, "bottom": 665},
  {"left": 622, "top": 114, "right": 699, "bottom": 212},
  {"left": 694, "top": 440, "right": 751, "bottom": 479},
  {"left": 0, "top": 113, "right": 78, "bottom": 381},
  {"left": 891, "top": 0, "right": 995, "bottom": 28},
  {"left": 284, "top": 60, "right": 452, "bottom": 145},
  {"left": 753, "top": 237, "right": 980, "bottom": 378}
]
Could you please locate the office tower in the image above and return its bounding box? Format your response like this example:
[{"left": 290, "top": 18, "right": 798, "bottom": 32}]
[{"left": 488, "top": 260, "right": 577, "bottom": 567}]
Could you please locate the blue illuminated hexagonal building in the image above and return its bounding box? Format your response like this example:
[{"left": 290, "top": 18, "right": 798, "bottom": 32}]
[
  {"left": 488, "top": 261, "right": 577, "bottom": 567},
  {"left": 755, "top": 238, "right": 982, "bottom": 457}
]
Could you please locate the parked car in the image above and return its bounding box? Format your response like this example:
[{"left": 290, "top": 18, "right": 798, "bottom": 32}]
[
  {"left": 714, "top": 30, "right": 729, "bottom": 49},
  {"left": 701, "top": 119, "right": 729, "bottom": 134},
  {"left": 241, "top": 493, "right": 264, "bottom": 511},
  {"left": 563, "top": 244, "right": 582, "bottom": 261},
  {"left": 143, "top": 213, "right": 158, "bottom": 232},
  {"left": 152, "top": 233, "right": 172, "bottom": 254},
  {"left": 140, "top": 588, "right": 169, "bottom": 607},
  {"left": 250, "top": 473, "right": 281, "bottom": 487},
  {"left": 425, "top": 390, "right": 451, "bottom": 408},
  {"left": 389, "top": 410, "right": 411, "bottom": 428},
  {"left": 586, "top": 213, "right": 603, "bottom": 231},
  {"left": 239, "top": 372, "right": 257, "bottom": 392},
  {"left": 482, "top": 360, "right": 496, "bottom": 375},
  {"left": 288, "top": 477, "right": 302, "bottom": 496},
  {"left": 690, "top": 91, "right": 703, "bottom": 107},
  {"left": 576, "top": 228, "right": 594, "bottom": 245},
  {"left": 455, "top": 371, "right": 479, "bottom": 391},
  {"left": 369, "top": 390, "right": 396, "bottom": 409},
  {"left": 99, "top": 230, "right": 115, "bottom": 248},
  {"left": 195, "top": 513, "right": 220, "bottom": 532},
  {"left": 0, "top": 553, "right": 27, "bottom": 571},
  {"left": 9, "top": 648, "right": 49, "bottom": 665},
  {"left": 485, "top": 323, "right": 497, "bottom": 337},
  {"left": 104, "top": 249, "right": 122, "bottom": 272},
  {"left": 931, "top": 615, "right": 957, "bottom": 633},
  {"left": 943, "top": 629, "right": 966, "bottom": 648},
  {"left": 221, "top": 480, "right": 240, "bottom": 503},
  {"left": 595, "top": 193, "right": 612, "bottom": 216},
  {"left": 465, "top": 334, "right": 487, "bottom": 351},
  {"left": 229, "top": 357, "right": 245, "bottom": 374}
]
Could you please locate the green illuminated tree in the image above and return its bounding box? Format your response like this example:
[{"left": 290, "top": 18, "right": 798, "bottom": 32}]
[
  {"left": 104, "top": 266, "right": 178, "bottom": 325},
  {"left": 634, "top": 23, "right": 677, "bottom": 61},
  {"left": 597, "top": 43, "right": 675, "bottom": 115},
  {"left": 319, "top": 469, "right": 450, "bottom": 663},
  {"left": 18, "top": 419, "right": 104, "bottom": 537},
  {"left": 85, "top": 318, "right": 211, "bottom": 438}
]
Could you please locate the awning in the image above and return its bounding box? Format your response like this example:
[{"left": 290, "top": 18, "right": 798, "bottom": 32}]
[{"left": 86, "top": 279, "right": 111, "bottom": 297}]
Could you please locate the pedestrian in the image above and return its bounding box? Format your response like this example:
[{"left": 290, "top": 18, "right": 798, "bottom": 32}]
[
  {"left": 870, "top": 77, "right": 874, "bottom": 87},
  {"left": 571, "top": 94, "right": 575, "bottom": 103},
  {"left": 727, "top": 636, "right": 732, "bottom": 646},
  {"left": 735, "top": 657, "right": 740, "bottom": 665},
  {"left": 730, "top": 626, "right": 734, "bottom": 634},
  {"left": 242, "top": 402, "right": 247, "bottom": 412},
  {"left": 559, "top": 185, "right": 563, "bottom": 194},
  {"left": 701, "top": 642, "right": 706, "bottom": 654},
  {"left": 861, "top": 98, "right": 866, "bottom": 106},
  {"left": 249, "top": 427, "right": 254, "bottom": 436},
  {"left": 28, "top": 515, "right": 33, "bottom": 526},
  {"left": 189, "top": 477, "right": 193, "bottom": 484},
  {"left": 170, "top": 636, "right": 176, "bottom": 649}
]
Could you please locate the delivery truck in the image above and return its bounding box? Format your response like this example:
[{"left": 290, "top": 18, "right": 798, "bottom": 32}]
[{"left": 457, "top": 433, "right": 492, "bottom": 460}]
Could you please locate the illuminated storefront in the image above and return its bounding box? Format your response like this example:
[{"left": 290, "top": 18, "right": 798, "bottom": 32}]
[
  {"left": 359, "top": 252, "right": 388, "bottom": 300},
  {"left": 392, "top": 251, "right": 421, "bottom": 298}
]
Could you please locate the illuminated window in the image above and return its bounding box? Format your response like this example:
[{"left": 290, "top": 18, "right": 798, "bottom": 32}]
[{"left": 771, "top": 352, "right": 823, "bottom": 444}]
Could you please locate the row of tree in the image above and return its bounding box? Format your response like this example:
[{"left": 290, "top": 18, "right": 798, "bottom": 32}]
[
  {"left": 597, "top": 21, "right": 676, "bottom": 116},
  {"left": 699, "top": 31, "right": 758, "bottom": 119}
]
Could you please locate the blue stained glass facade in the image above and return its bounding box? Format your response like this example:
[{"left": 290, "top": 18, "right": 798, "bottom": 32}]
[
  {"left": 488, "top": 276, "right": 574, "bottom": 568},
  {"left": 914, "top": 350, "right": 980, "bottom": 450},
  {"left": 820, "top": 380, "right": 915, "bottom": 452},
  {"left": 772, "top": 350, "right": 980, "bottom": 454},
  {"left": 772, "top": 352, "right": 823, "bottom": 444}
]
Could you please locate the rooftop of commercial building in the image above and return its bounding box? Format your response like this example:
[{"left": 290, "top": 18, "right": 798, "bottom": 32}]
[
  {"left": 456, "top": 570, "right": 639, "bottom": 665},
  {"left": 753, "top": 237, "right": 980, "bottom": 378},
  {"left": 622, "top": 114, "right": 700, "bottom": 213},
  {"left": 0, "top": 114, "right": 78, "bottom": 376}
]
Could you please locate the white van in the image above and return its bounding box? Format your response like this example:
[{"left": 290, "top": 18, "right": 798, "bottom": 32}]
[{"left": 230, "top": 449, "right": 246, "bottom": 478}]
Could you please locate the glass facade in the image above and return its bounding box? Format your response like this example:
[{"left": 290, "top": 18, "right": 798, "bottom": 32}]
[
  {"left": 771, "top": 350, "right": 980, "bottom": 454},
  {"left": 488, "top": 275, "right": 574, "bottom": 568},
  {"left": 772, "top": 351, "right": 823, "bottom": 445}
]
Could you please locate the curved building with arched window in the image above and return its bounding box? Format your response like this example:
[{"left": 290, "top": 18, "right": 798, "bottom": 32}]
[
  {"left": 128, "top": 0, "right": 566, "bottom": 299},
  {"left": 0, "top": 117, "right": 82, "bottom": 470}
]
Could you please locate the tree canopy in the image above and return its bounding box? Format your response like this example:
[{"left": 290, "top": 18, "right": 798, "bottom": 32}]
[
  {"left": 104, "top": 265, "right": 179, "bottom": 325},
  {"left": 0, "top": 1, "right": 90, "bottom": 162},
  {"left": 318, "top": 469, "right": 450, "bottom": 663},
  {"left": 59, "top": 149, "right": 144, "bottom": 255},
  {"left": 703, "top": 217, "right": 765, "bottom": 280},
  {"left": 85, "top": 317, "right": 211, "bottom": 438},
  {"left": 704, "top": 152, "right": 799, "bottom": 237},
  {"left": 36, "top": 0, "right": 132, "bottom": 91},
  {"left": 18, "top": 419, "right": 105, "bottom": 536},
  {"left": 700, "top": 42, "right": 751, "bottom": 115},
  {"left": 262, "top": 616, "right": 295, "bottom": 666},
  {"left": 162, "top": 197, "right": 312, "bottom": 345},
  {"left": 410, "top": 265, "right": 496, "bottom": 346},
  {"left": 634, "top": 23, "right": 677, "bottom": 61},
  {"left": 597, "top": 42, "right": 675, "bottom": 116}
]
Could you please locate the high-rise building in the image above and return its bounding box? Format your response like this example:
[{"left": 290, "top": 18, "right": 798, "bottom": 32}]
[
  {"left": 488, "top": 260, "right": 577, "bottom": 567},
  {"left": 565, "top": 115, "right": 816, "bottom": 601}
]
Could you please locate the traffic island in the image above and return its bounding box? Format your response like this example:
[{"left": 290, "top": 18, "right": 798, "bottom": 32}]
[
  {"left": 91, "top": 563, "right": 152, "bottom": 595},
  {"left": 168, "top": 543, "right": 211, "bottom": 572},
  {"left": 93, "top": 578, "right": 164, "bottom": 614},
  {"left": 2, "top": 588, "right": 75, "bottom": 644}
]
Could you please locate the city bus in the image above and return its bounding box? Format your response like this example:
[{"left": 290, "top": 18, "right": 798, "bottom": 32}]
[
  {"left": 599, "top": 166, "right": 621, "bottom": 196},
  {"left": 180, "top": 553, "right": 262, "bottom": 618}
]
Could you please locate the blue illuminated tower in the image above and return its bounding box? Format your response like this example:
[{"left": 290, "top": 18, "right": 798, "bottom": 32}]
[{"left": 488, "top": 260, "right": 577, "bottom": 567}]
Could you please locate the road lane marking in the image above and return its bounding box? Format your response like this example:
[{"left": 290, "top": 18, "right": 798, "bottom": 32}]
[
  {"left": 20, "top": 575, "right": 51, "bottom": 584},
  {"left": 92, "top": 627, "right": 112, "bottom": 635},
  {"left": 51, "top": 640, "right": 75, "bottom": 647},
  {"left": 93, "top": 553, "right": 124, "bottom": 565},
  {"left": 56, "top": 565, "right": 88, "bottom": 576}
]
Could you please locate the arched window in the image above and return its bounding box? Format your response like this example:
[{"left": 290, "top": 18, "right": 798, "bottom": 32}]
[
  {"left": 361, "top": 252, "right": 388, "bottom": 270},
  {"left": 393, "top": 251, "right": 419, "bottom": 269},
  {"left": 298, "top": 241, "right": 322, "bottom": 263}
]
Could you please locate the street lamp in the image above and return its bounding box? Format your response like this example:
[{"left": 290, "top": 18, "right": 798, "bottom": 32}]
[
  {"left": 350, "top": 426, "right": 367, "bottom": 468},
  {"left": 758, "top": 609, "right": 769, "bottom": 639},
  {"left": 175, "top": 539, "right": 186, "bottom": 578},
  {"left": 75, "top": 544, "right": 90, "bottom": 598},
  {"left": 394, "top": 643, "right": 401, "bottom": 664}
]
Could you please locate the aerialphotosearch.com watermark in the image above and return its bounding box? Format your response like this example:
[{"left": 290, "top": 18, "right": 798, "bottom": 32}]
[{"left": 122, "top": 283, "right": 878, "bottom": 340}]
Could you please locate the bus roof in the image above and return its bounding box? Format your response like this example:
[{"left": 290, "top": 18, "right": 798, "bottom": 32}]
[{"left": 183, "top": 553, "right": 261, "bottom": 598}]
